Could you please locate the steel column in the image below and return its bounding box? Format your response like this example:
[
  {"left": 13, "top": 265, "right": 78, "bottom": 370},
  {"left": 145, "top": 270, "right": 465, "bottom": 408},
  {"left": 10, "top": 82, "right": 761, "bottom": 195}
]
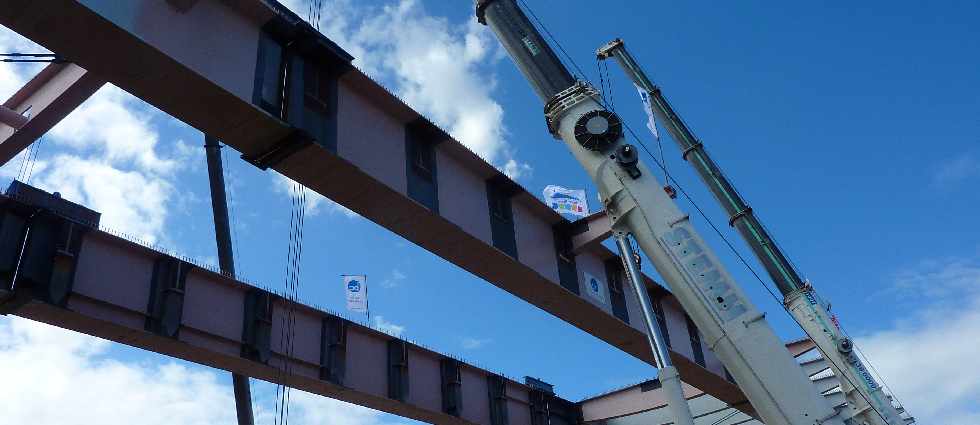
[
  {"left": 204, "top": 135, "right": 254, "bottom": 425},
  {"left": 614, "top": 234, "right": 695, "bottom": 425}
]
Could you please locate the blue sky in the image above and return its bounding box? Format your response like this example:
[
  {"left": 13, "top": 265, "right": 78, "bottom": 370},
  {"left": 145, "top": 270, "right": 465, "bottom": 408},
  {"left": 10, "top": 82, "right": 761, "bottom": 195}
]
[{"left": 1, "top": 0, "right": 978, "bottom": 423}]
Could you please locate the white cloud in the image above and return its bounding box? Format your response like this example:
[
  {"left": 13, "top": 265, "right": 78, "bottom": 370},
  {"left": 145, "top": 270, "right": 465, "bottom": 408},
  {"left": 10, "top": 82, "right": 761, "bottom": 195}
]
[
  {"left": 1, "top": 23, "right": 412, "bottom": 425},
  {"left": 0, "top": 28, "right": 48, "bottom": 100},
  {"left": 370, "top": 316, "right": 405, "bottom": 337},
  {"left": 278, "top": 390, "right": 414, "bottom": 425},
  {"left": 0, "top": 316, "right": 237, "bottom": 424},
  {"left": 381, "top": 269, "right": 407, "bottom": 288},
  {"left": 931, "top": 152, "right": 979, "bottom": 189},
  {"left": 0, "top": 316, "right": 414, "bottom": 425},
  {"left": 503, "top": 159, "right": 533, "bottom": 180},
  {"left": 855, "top": 257, "right": 980, "bottom": 424},
  {"left": 280, "top": 0, "right": 531, "bottom": 179},
  {"left": 1, "top": 28, "right": 192, "bottom": 245},
  {"left": 48, "top": 86, "right": 180, "bottom": 175},
  {"left": 272, "top": 172, "right": 358, "bottom": 218},
  {"left": 461, "top": 337, "right": 491, "bottom": 350},
  {"left": 29, "top": 154, "right": 174, "bottom": 243}
]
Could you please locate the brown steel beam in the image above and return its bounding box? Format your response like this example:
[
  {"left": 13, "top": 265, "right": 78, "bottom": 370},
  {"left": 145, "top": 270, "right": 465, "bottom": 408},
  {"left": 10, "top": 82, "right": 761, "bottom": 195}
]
[
  {"left": 785, "top": 338, "right": 818, "bottom": 358},
  {"left": 570, "top": 211, "right": 612, "bottom": 255},
  {"left": 0, "top": 0, "right": 744, "bottom": 407},
  {"left": 581, "top": 379, "right": 708, "bottom": 423},
  {"left": 580, "top": 340, "right": 815, "bottom": 422},
  {"left": 0, "top": 191, "right": 567, "bottom": 425},
  {"left": 0, "top": 105, "right": 28, "bottom": 129},
  {"left": 0, "top": 62, "right": 105, "bottom": 166}
]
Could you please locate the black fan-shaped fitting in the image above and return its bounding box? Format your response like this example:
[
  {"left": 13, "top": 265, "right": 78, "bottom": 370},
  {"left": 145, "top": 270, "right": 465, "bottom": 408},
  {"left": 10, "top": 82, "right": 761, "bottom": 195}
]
[{"left": 574, "top": 110, "right": 622, "bottom": 152}]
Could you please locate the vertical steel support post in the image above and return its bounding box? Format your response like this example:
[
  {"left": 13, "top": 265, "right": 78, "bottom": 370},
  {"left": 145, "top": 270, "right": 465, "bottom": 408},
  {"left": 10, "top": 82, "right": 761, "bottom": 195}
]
[
  {"left": 205, "top": 135, "right": 255, "bottom": 425},
  {"left": 614, "top": 233, "right": 695, "bottom": 425}
]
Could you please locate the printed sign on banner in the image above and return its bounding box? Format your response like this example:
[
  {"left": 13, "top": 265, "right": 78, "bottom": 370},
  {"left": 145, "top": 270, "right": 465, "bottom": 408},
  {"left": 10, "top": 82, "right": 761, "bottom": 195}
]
[
  {"left": 583, "top": 271, "right": 606, "bottom": 303},
  {"left": 635, "top": 84, "right": 660, "bottom": 140},
  {"left": 543, "top": 185, "right": 589, "bottom": 218},
  {"left": 344, "top": 275, "right": 368, "bottom": 314}
]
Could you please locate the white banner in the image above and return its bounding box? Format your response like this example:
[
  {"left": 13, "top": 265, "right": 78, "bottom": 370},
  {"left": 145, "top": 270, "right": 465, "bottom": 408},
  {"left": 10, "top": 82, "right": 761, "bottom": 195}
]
[
  {"left": 344, "top": 275, "right": 368, "bottom": 314},
  {"left": 583, "top": 271, "right": 606, "bottom": 303},
  {"left": 635, "top": 85, "right": 660, "bottom": 140},
  {"left": 543, "top": 185, "right": 589, "bottom": 218}
]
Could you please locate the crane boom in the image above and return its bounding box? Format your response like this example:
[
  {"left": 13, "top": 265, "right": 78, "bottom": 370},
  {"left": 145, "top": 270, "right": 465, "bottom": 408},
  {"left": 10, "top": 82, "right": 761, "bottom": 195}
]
[
  {"left": 596, "top": 39, "right": 909, "bottom": 425},
  {"left": 475, "top": 1, "right": 847, "bottom": 424}
]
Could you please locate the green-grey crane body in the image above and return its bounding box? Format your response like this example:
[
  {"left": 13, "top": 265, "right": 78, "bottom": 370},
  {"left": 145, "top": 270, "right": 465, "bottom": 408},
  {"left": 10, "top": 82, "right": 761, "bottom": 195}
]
[{"left": 596, "top": 38, "right": 910, "bottom": 425}]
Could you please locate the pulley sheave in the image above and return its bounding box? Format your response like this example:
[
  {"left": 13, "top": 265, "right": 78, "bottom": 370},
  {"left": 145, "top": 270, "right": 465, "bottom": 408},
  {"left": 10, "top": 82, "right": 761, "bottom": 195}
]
[{"left": 574, "top": 110, "right": 622, "bottom": 152}]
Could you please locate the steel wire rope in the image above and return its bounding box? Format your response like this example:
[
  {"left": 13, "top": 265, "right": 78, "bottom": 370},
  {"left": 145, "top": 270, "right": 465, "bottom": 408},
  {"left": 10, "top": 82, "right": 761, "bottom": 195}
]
[
  {"left": 274, "top": 181, "right": 303, "bottom": 425},
  {"left": 16, "top": 141, "right": 35, "bottom": 182},
  {"left": 514, "top": 1, "right": 897, "bottom": 422},
  {"left": 285, "top": 183, "right": 307, "bottom": 425},
  {"left": 1, "top": 53, "right": 65, "bottom": 63},
  {"left": 282, "top": 182, "right": 308, "bottom": 425},
  {"left": 273, "top": 184, "right": 297, "bottom": 425},
  {"left": 617, "top": 88, "right": 893, "bottom": 425},
  {"left": 516, "top": 0, "right": 592, "bottom": 85},
  {"left": 602, "top": 59, "right": 616, "bottom": 112},
  {"left": 609, "top": 59, "right": 908, "bottom": 420},
  {"left": 842, "top": 326, "right": 904, "bottom": 413},
  {"left": 24, "top": 140, "right": 40, "bottom": 183},
  {"left": 221, "top": 145, "right": 245, "bottom": 279},
  {"left": 649, "top": 92, "right": 812, "bottom": 296},
  {"left": 0, "top": 53, "right": 57, "bottom": 57},
  {"left": 277, "top": 182, "right": 302, "bottom": 425},
  {"left": 601, "top": 55, "right": 673, "bottom": 192},
  {"left": 24, "top": 137, "right": 46, "bottom": 184},
  {"left": 596, "top": 59, "right": 606, "bottom": 102},
  {"left": 276, "top": 2, "right": 322, "bottom": 422}
]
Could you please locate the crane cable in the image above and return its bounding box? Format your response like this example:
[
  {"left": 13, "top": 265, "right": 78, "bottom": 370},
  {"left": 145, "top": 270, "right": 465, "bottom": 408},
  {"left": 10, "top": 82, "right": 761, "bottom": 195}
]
[
  {"left": 16, "top": 137, "right": 46, "bottom": 185},
  {"left": 611, "top": 84, "right": 902, "bottom": 425},
  {"left": 597, "top": 55, "right": 673, "bottom": 193},
  {"left": 6, "top": 51, "right": 59, "bottom": 185},
  {"left": 273, "top": 3, "right": 321, "bottom": 424},
  {"left": 274, "top": 180, "right": 307, "bottom": 425},
  {"left": 620, "top": 75, "right": 894, "bottom": 425},
  {"left": 307, "top": 0, "right": 323, "bottom": 31},
  {"left": 514, "top": 1, "right": 903, "bottom": 422},
  {"left": 595, "top": 59, "right": 606, "bottom": 105},
  {"left": 16, "top": 142, "right": 34, "bottom": 182},
  {"left": 0, "top": 52, "right": 66, "bottom": 63}
]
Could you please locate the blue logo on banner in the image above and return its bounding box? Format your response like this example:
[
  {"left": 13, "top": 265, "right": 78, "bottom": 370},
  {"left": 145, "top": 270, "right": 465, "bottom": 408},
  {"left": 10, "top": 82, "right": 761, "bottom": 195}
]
[
  {"left": 551, "top": 193, "right": 578, "bottom": 201},
  {"left": 590, "top": 278, "right": 600, "bottom": 293},
  {"left": 348, "top": 280, "right": 361, "bottom": 292}
]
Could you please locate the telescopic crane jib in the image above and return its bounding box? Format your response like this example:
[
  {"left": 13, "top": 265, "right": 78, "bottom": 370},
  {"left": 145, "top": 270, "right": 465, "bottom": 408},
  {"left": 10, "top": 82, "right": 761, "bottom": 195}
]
[
  {"left": 595, "top": 38, "right": 911, "bottom": 425},
  {"left": 475, "top": 1, "right": 888, "bottom": 424}
]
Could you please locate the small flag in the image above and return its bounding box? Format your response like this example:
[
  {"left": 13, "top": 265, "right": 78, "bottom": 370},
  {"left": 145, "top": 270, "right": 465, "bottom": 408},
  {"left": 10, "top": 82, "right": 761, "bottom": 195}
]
[
  {"left": 344, "top": 275, "right": 368, "bottom": 314},
  {"left": 635, "top": 85, "right": 660, "bottom": 140},
  {"left": 583, "top": 271, "right": 606, "bottom": 303},
  {"left": 543, "top": 185, "right": 589, "bottom": 218}
]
